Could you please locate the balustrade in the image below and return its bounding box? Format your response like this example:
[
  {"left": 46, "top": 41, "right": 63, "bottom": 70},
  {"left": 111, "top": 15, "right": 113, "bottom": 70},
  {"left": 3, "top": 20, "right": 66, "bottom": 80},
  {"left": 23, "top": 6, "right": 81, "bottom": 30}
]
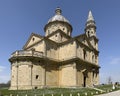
[{"left": 11, "top": 50, "right": 43, "bottom": 58}]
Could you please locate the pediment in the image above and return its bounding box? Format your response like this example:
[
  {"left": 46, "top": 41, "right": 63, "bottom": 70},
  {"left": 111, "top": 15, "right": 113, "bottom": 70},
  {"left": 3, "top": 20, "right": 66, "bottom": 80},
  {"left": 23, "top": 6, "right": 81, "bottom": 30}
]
[
  {"left": 46, "top": 29, "right": 71, "bottom": 39},
  {"left": 23, "top": 33, "right": 43, "bottom": 49},
  {"left": 45, "top": 29, "right": 71, "bottom": 43}
]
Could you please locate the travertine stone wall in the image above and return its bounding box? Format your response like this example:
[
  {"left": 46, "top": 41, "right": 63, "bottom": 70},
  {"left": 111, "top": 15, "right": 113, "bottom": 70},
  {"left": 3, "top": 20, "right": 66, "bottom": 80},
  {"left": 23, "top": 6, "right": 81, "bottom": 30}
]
[
  {"left": 28, "top": 41, "right": 45, "bottom": 53},
  {"left": 10, "top": 64, "right": 17, "bottom": 90},
  {"left": 46, "top": 41, "right": 58, "bottom": 59},
  {"left": 76, "top": 64, "right": 83, "bottom": 87},
  {"left": 32, "top": 64, "right": 43, "bottom": 88},
  {"left": 18, "top": 65, "right": 30, "bottom": 86},
  {"left": 60, "top": 63, "right": 76, "bottom": 87},
  {"left": 59, "top": 41, "right": 76, "bottom": 60},
  {"left": 76, "top": 44, "right": 95, "bottom": 63},
  {"left": 76, "top": 45, "right": 83, "bottom": 59},
  {"left": 45, "top": 63, "right": 58, "bottom": 86}
]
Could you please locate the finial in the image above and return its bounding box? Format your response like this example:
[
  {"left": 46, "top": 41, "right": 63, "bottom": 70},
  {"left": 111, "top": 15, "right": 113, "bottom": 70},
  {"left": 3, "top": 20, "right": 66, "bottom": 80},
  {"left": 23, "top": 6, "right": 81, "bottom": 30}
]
[
  {"left": 87, "top": 10, "right": 94, "bottom": 22},
  {"left": 55, "top": 7, "right": 62, "bottom": 15}
]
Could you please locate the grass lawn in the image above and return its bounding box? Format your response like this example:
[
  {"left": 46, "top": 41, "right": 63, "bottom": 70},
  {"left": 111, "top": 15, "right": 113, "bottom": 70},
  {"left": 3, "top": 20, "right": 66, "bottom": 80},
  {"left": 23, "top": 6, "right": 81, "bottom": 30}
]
[
  {"left": 0, "top": 85, "right": 120, "bottom": 96},
  {"left": 96, "top": 84, "right": 120, "bottom": 92}
]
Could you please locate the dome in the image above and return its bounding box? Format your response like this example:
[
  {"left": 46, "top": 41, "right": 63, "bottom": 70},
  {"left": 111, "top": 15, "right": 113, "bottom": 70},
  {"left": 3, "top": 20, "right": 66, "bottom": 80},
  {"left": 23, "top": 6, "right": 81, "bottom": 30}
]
[
  {"left": 48, "top": 7, "right": 70, "bottom": 24},
  {"left": 44, "top": 7, "right": 73, "bottom": 34}
]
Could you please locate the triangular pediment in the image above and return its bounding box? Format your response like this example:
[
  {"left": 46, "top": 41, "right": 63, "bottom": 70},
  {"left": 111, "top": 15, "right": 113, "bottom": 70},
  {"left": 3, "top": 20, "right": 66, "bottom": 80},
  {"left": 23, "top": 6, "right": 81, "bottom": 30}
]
[
  {"left": 46, "top": 29, "right": 71, "bottom": 39},
  {"left": 23, "top": 33, "right": 43, "bottom": 49},
  {"left": 46, "top": 29, "right": 71, "bottom": 43}
]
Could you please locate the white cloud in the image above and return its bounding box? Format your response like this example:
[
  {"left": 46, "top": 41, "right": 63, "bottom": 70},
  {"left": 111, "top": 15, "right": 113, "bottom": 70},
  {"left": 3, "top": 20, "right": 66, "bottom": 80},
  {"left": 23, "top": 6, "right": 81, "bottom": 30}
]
[
  {"left": 110, "top": 57, "right": 120, "bottom": 64},
  {"left": 0, "top": 66, "right": 6, "bottom": 72}
]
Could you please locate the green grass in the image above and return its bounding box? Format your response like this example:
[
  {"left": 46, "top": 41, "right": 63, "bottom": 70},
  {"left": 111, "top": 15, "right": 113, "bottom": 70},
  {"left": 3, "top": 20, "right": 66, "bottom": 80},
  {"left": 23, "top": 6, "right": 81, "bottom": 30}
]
[
  {"left": 96, "top": 84, "right": 120, "bottom": 92},
  {"left": 0, "top": 88, "right": 100, "bottom": 96},
  {"left": 0, "top": 85, "right": 120, "bottom": 96}
]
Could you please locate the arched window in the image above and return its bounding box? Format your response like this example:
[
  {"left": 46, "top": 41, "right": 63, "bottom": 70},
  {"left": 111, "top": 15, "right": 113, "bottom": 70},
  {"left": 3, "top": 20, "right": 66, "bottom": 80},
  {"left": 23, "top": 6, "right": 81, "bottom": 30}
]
[
  {"left": 32, "top": 38, "right": 35, "bottom": 41},
  {"left": 48, "top": 30, "right": 50, "bottom": 35},
  {"left": 92, "top": 55, "right": 94, "bottom": 63},
  {"left": 61, "top": 35, "right": 63, "bottom": 41},
  {"left": 83, "top": 50, "right": 86, "bottom": 60},
  {"left": 88, "top": 31, "right": 90, "bottom": 37},
  {"left": 95, "top": 55, "right": 97, "bottom": 63}
]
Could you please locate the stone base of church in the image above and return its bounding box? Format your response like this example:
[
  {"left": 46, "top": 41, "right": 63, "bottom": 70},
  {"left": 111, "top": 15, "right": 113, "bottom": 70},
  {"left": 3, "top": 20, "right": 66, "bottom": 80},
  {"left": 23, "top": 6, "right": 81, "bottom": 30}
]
[
  {"left": 9, "top": 84, "right": 99, "bottom": 90},
  {"left": 9, "top": 86, "right": 33, "bottom": 90}
]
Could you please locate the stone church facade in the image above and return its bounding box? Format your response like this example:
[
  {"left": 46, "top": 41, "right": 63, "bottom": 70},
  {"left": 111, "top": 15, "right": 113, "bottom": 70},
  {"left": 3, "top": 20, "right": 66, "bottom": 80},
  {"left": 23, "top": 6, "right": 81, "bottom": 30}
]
[{"left": 9, "top": 8, "right": 100, "bottom": 90}]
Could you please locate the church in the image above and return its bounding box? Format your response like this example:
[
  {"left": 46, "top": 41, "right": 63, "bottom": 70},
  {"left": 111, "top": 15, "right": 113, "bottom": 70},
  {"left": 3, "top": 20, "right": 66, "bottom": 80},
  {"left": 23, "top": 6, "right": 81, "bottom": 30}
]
[{"left": 9, "top": 7, "right": 100, "bottom": 90}]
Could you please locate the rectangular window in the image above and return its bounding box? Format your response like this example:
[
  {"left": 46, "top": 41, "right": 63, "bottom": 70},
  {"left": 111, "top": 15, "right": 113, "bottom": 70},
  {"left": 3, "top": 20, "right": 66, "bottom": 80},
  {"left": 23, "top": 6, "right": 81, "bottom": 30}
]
[
  {"left": 83, "top": 50, "right": 86, "bottom": 60},
  {"left": 36, "top": 75, "right": 39, "bottom": 79}
]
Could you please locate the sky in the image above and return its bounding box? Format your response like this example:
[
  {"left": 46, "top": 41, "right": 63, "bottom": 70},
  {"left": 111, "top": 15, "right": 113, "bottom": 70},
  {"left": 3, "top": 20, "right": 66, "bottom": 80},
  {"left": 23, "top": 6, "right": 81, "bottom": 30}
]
[{"left": 0, "top": 0, "right": 120, "bottom": 84}]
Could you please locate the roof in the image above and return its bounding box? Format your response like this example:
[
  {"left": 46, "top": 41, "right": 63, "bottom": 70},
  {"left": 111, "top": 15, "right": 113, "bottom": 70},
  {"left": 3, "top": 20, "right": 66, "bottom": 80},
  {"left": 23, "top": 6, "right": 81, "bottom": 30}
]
[
  {"left": 46, "top": 29, "right": 71, "bottom": 39},
  {"left": 87, "top": 10, "right": 95, "bottom": 22},
  {"left": 48, "top": 7, "right": 70, "bottom": 24},
  {"left": 23, "top": 33, "right": 43, "bottom": 49}
]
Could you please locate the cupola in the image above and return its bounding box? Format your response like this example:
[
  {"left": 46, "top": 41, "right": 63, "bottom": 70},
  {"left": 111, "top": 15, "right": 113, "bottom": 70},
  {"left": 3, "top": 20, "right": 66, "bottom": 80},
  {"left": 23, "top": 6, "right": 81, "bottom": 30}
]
[
  {"left": 44, "top": 7, "right": 72, "bottom": 37},
  {"left": 48, "top": 7, "right": 70, "bottom": 24}
]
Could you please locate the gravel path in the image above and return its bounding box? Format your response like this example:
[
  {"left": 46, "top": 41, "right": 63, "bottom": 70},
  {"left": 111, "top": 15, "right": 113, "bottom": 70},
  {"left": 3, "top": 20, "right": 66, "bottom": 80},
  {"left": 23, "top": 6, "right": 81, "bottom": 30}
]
[{"left": 95, "top": 90, "right": 120, "bottom": 96}]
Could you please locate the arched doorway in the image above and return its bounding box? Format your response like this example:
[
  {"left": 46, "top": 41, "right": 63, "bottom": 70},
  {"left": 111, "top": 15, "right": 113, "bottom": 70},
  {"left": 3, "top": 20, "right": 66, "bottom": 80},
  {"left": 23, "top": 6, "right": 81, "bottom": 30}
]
[{"left": 83, "top": 75, "right": 86, "bottom": 87}]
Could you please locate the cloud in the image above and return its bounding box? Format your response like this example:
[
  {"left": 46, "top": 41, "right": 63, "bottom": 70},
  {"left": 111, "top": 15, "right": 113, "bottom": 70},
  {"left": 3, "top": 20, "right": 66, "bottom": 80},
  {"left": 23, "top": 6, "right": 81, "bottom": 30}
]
[
  {"left": 110, "top": 57, "right": 120, "bottom": 64},
  {"left": 0, "top": 66, "right": 6, "bottom": 72}
]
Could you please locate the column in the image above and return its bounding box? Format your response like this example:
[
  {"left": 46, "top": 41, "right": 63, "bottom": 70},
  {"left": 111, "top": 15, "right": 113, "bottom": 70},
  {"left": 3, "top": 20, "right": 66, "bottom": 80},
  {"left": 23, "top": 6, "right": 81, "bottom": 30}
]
[
  {"left": 28, "top": 64, "right": 33, "bottom": 88},
  {"left": 42, "top": 63, "right": 46, "bottom": 87},
  {"left": 15, "top": 61, "right": 19, "bottom": 90}
]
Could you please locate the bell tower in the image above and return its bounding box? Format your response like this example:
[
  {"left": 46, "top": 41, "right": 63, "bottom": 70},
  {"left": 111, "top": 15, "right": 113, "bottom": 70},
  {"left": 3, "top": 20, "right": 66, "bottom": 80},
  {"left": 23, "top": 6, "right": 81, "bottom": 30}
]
[{"left": 85, "top": 11, "right": 98, "bottom": 50}]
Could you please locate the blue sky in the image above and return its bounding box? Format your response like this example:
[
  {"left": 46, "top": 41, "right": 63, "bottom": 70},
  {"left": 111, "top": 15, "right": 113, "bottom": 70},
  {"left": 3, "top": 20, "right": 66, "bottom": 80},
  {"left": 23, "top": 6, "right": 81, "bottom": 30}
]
[{"left": 0, "top": 0, "right": 120, "bottom": 84}]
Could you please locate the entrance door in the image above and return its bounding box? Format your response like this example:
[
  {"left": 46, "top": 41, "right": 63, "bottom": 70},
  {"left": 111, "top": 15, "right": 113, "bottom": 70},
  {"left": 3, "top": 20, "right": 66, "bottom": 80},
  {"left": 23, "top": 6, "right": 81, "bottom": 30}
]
[
  {"left": 83, "top": 75, "right": 86, "bottom": 87},
  {"left": 83, "top": 71, "right": 87, "bottom": 87}
]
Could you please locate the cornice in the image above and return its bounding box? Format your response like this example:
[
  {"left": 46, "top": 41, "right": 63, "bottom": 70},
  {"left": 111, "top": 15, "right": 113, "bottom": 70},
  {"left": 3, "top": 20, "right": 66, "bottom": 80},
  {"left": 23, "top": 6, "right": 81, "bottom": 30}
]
[{"left": 44, "top": 21, "right": 73, "bottom": 33}]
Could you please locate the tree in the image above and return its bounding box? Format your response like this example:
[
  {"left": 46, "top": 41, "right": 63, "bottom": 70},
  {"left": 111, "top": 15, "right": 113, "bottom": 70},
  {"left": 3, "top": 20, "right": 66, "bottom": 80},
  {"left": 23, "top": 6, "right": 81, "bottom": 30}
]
[
  {"left": 6, "top": 80, "right": 11, "bottom": 86},
  {"left": 0, "top": 80, "right": 10, "bottom": 88}
]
